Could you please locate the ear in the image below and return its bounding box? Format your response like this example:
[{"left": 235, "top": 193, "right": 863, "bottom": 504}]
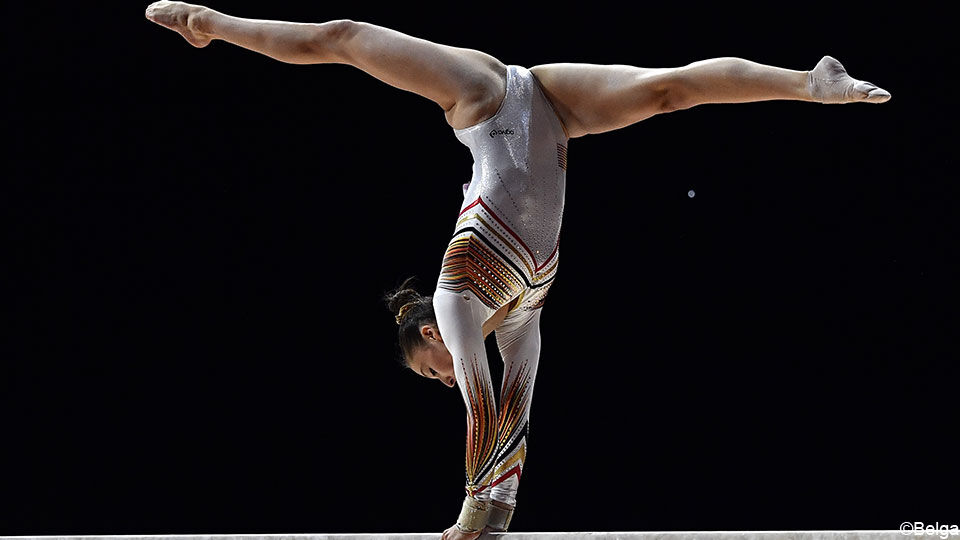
[{"left": 420, "top": 324, "right": 443, "bottom": 342}]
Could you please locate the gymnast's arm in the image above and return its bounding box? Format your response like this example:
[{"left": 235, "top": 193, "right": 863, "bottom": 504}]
[
  {"left": 144, "top": 1, "right": 506, "bottom": 129},
  {"left": 486, "top": 309, "right": 544, "bottom": 530}
]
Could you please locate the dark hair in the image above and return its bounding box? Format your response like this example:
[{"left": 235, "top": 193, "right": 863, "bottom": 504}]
[{"left": 384, "top": 276, "right": 437, "bottom": 363}]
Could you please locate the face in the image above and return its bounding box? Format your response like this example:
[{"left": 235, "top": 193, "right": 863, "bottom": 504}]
[{"left": 407, "top": 324, "right": 456, "bottom": 388}]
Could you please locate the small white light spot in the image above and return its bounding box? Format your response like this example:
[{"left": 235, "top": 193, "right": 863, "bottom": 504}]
[{"left": 688, "top": 190, "right": 696, "bottom": 198}]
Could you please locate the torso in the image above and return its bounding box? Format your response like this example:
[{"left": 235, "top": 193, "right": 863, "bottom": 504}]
[{"left": 437, "top": 65, "right": 568, "bottom": 321}]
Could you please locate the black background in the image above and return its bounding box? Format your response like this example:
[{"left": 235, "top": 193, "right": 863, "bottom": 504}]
[{"left": 4, "top": 1, "right": 956, "bottom": 535}]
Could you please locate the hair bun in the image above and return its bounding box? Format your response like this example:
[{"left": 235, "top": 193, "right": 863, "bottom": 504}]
[
  {"left": 384, "top": 276, "right": 424, "bottom": 314},
  {"left": 383, "top": 276, "right": 438, "bottom": 363}
]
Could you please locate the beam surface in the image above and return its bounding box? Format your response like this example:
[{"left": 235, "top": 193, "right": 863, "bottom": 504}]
[{"left": 2, "top": 532, "right": 908, "bottom": 540}]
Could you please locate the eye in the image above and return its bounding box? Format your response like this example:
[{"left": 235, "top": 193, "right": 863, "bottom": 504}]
[{"left": 429, "top": 368, "right": 437, "bottom": 377}]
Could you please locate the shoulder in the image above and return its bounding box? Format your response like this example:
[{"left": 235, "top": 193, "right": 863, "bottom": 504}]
[{"left": 445, "top": 61, "right": 508, "bottom": 130}]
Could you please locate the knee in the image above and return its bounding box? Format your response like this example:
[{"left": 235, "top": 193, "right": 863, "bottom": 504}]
[
  {"left": 310, "top": 19, "right": 360, "bottom": 61},
  {"left": 660, "top": 90, "right": 690, "bottom": 113},
  {"left": 655, "top": 69, "right": 697, "bottom": 113},
  {"left": 658, "top": 76, "right": 696, "bottom": 114}
]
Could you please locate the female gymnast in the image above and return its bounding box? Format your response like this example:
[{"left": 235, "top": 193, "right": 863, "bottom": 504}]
[{"left": 145, "top": 2, "right": 891, "bottom": 538}]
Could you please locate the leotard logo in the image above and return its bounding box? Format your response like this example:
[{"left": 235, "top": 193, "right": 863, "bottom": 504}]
[{"left": 489, "top": 128, "right": 515, "bottom": 138}]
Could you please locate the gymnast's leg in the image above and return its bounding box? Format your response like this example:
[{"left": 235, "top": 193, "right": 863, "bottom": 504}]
[
  {"left": 531, "top": 57, "right": 891, "bottom": 137},
  {"left": 144, "top": 1, "right": 506, "bottom": 129}
]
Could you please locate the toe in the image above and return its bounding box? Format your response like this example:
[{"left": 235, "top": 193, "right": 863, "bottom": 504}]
[
  {"left": 866, "top": 87, "right": 892, "bottom": 104},
  {"left": 852, "top": 81, "right": 875, "bottom": 98},
  {"left": 145, "top": 1, "right": 164, "bottom": 16},
  {"left": 853, "top": 81, "right": 890, "bottom": 103}
]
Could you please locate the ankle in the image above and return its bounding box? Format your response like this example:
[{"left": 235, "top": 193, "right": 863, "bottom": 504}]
[
  {"left": 188, "top": 6, "right": 216, "bottom": 40},
  {"left": 803, "top": 70, "right": 817, "bottom": 102}
]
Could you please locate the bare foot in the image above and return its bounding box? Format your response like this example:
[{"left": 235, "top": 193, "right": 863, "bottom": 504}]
[
  {"left": 808, "top": 55, "right": 891, "bottom": 104},
  {"left": 145, "top": 1, "right": 214, "bottom": 48}
]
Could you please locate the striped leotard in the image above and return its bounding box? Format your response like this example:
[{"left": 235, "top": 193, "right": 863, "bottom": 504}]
[
  {"left": 432, "top": 65, "right": 568, "bottom": 508},
  {"left": 440, "top": 64, "right": 568, "bottom": 313}
]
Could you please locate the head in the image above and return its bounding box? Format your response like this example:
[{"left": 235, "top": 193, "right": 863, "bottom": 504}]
[{"left": 384, "top": 277, "right": 456, "bottom": 388}]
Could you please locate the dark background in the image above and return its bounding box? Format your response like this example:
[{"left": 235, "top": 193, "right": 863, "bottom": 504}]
[{"left": 4, "top": 1, "right": 956, "bottom": 535}]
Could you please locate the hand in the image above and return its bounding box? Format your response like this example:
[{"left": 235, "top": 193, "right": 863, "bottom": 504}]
[{"left": 441, "top": 524, "right": 485, "bottom": 540}]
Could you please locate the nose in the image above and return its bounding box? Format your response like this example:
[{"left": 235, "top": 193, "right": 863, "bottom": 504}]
[{"left": 443, "top": 376, "right": 456, "bottom": 388}]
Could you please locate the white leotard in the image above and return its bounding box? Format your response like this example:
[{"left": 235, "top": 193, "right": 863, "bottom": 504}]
[
  {"left": 433, "top": 65, "right": 568, "bottom": 509},
  {"left": 439, "top": 65, "right": 568, "bottom": 314}
]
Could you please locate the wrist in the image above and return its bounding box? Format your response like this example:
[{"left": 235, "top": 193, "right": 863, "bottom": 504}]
[
  {"left": 455, "top": 496, "right": 490, "bottom": 533},
  {"left": 487, "top": 499, "right": 515, "bottom": 531}
]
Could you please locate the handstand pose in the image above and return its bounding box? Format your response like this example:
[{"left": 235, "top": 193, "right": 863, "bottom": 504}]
[{"left": 145, "top": 3, "right": 890, "bottom": 538}]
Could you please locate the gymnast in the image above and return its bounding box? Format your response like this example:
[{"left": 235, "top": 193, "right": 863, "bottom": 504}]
[{"left": 145, "top": 2, "right": 891, "bottom": 538}]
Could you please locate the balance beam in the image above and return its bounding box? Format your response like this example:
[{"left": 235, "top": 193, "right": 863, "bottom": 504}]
[{"left": 2, "top": 532, "right": 910, "bottom": 540}]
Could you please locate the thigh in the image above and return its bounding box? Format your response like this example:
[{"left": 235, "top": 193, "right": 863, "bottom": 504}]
[
  {"left": 531, "top": 63, "right": 675, "bottom": 138},
  {"left": 336, "top": 22, "right": 507, "bottom": 129}
]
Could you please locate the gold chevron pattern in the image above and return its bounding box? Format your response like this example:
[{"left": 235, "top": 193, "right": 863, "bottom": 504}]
[
  {"left": 497, "top": 361, "right": 531, "bottom": 444},
  {"left": 491, "top": 361, "right": 533, "bottom": 485},
  {"left": 439, "top": 234, "right": 525, "bottom": 310},
  {"left": 462, "top": 357, "right": 498, "bottom": 496}
]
